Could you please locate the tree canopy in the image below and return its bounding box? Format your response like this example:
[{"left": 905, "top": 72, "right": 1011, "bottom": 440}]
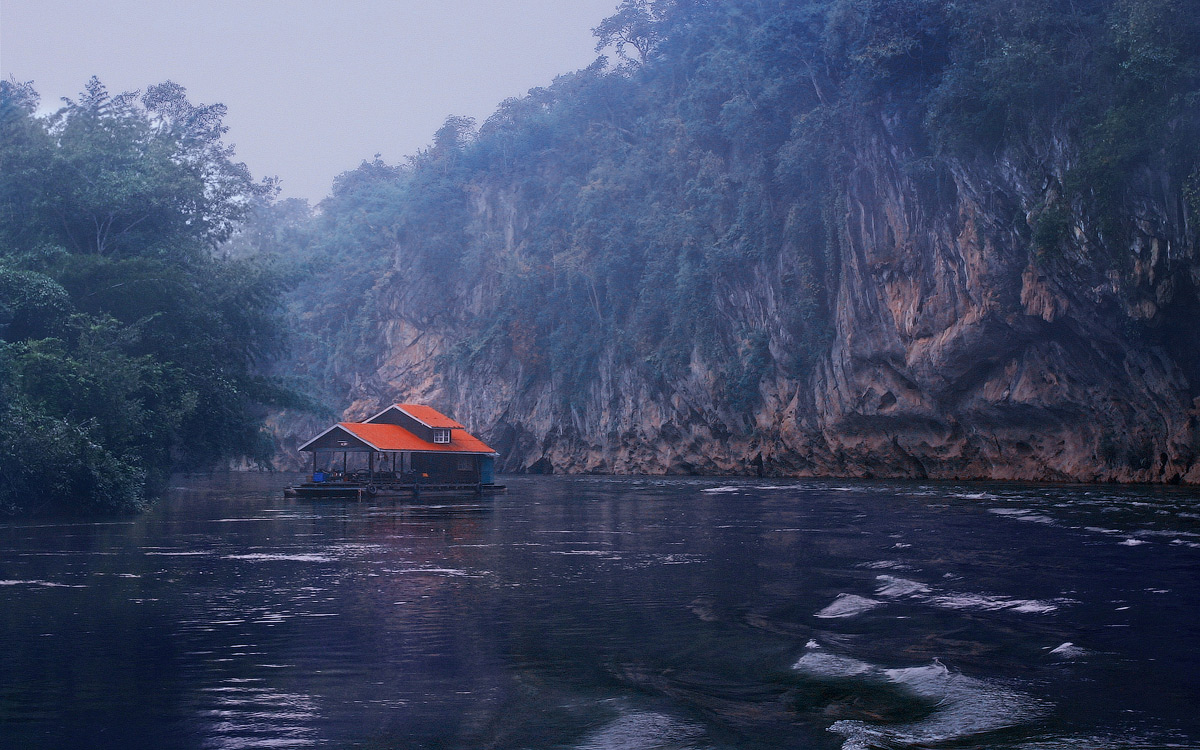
[{"left": 0, "top": 77, "right": 291, "bottom": 515}]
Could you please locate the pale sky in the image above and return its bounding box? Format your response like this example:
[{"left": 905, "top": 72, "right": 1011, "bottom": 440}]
[{"left": 1, "top": 0, "right": 619, "bottom": 202}]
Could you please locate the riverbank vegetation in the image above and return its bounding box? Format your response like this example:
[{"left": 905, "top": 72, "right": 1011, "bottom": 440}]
[{"left": 0, "top": 78, "right": 295, "bottom": 515}]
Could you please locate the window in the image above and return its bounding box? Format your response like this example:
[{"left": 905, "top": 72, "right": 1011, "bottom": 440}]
[
  {"left": 432, "top": 428, "right": 451, "bottom": 444},
  {"left": 457, "top": 457, "right": 472, "bottom": 472}
]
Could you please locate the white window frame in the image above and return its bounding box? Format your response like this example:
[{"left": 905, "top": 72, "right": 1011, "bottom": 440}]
[{"left": 432, "top": 428, "right": 452, "bottom": 444}]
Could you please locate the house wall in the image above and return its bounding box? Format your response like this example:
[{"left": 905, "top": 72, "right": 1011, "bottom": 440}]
[
  {"left": 303, "top": 428, "right": 373, "bottom": 453},
  {"left": 411, "top": 453, "right": 480, "bottom": 483}
]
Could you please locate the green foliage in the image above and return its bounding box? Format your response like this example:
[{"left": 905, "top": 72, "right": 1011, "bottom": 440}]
[
  {"left": 1187, "top": 166, "right": 1200, "bottom": 230},
  {"left": 0, "top": 396, "right": 148, "bottom": 516},
  {"left": 921, "top": 0, "right": 1200, "bottom": 255},
  {"left": 594, "top": 0, "right": 666, "bottom": 68},
  {"left": 0, "top": 265, "right": 73, "bottom": 340},
  {"left": 1032, "top": 202, "right": 1073, "bottom": 258},
  {"left": 0, "top": 78, "right": 292, "bottom": 515}
]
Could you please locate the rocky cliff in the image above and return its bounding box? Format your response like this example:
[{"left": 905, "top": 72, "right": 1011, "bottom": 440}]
[
  {"left": 301, "top": 126, "right": 1197, "bottom": 484},
  {"left": 275, "top": 0, "right": 1200, "bottom": 484}
]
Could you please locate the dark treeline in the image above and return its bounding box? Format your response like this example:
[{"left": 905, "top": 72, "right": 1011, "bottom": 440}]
[
  {"left": 0, "top": 78, "right": 298, "bottom": 514},
  {"left": 257, "top": 0, "right": 1197, "bottom": 415}
]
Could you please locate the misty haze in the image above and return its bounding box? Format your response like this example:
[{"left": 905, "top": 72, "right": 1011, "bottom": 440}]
[{"left": 2, "top": 1, "right": 1198, "bottom": 748}]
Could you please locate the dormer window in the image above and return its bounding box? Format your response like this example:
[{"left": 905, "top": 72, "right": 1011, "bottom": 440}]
[{"left": 432, "top": 428, "right": 452, "bottom": 444}]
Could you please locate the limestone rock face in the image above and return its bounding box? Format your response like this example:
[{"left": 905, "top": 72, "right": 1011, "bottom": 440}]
[{"left": 287, "top": 127, "right": 1198, "bottom": 484}]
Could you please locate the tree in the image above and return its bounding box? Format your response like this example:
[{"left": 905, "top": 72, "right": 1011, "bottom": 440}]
[
  {"left": 594, "top": 0, "right": 667, "bottom": 67},
  {"left": 36, "top": 77, "right": 269, "bottom": 259},
  {"left": 0, "top": 79, "right": 292, "bottom": 515}
]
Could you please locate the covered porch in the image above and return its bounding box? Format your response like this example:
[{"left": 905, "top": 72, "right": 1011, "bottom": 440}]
[{"left": 291, "top": 421, "right": 499, "bottom": 499}]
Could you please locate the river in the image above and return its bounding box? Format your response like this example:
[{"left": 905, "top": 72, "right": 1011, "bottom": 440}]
[{"left": 1, "top": 474, "right": 1198, "bottom": 749}]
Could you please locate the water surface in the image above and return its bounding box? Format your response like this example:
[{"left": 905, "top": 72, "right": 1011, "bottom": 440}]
[{"left": 1, "top": 474, "right": 1198, "bottom": 749}]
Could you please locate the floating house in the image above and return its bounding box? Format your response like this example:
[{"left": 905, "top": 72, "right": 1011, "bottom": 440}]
[{"left": 289, "top": 404, "right": 502, "bottom": 499}]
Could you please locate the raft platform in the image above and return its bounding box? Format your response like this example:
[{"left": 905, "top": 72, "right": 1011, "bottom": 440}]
[{"left": 286, "top": 480, "right": 506, "bottom": 501}]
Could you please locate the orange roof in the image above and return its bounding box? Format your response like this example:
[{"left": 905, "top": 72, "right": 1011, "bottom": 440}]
[
  {"left": 394, "top": 404, "right": 462, "bottom": 429},
  {"left": 339, "top": 421, "right": 496, "bottom": 454}
]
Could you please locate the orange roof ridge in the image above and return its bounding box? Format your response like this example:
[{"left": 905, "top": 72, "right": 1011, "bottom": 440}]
[
  {"left": 339, "top": 421, "right": 496, "bottom": 455},
  {"left": 395, "top": 404, "right": 464, "bottom": 429},
  {"left": 299, "top": 404, "right": 495, "bottom": 455}
]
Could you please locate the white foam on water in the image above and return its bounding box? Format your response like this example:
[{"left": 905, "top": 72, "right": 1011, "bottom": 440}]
[
  {"left": 1135, "top": 529, "right": 1200, "bottom": 540},
  {"left": 875, "top": 575, "right": 930, "bottom": 598},
  {"left": 926, "top": 592, "right": 1067, "bottom": 614},
  {"left": 145, "top": 551, "right": 214, "bottom": 556},
  {"left": 816, "top": 593, "right": 885, "bottom": 619},
  {"left": 0, "top": 579, "right": 86, "bottom": 588},
  {"left": 327, "top": 543, "right": 386, "bottom": 553},
  {"left": 853, "top": 573, "right": 1032, "bottom": 618},
  {"left": 223, "top": 554, "right": 335, "bottom": 563},
  {"left": 793, "top": 643, "right": 875, "bottom": 678},
  {"left": 1047, "top": 642, "right": 1089, "bottom": 659},
  {"left": 573, "top": 710, "right": 710, "bottom": 750},
  {"left": 859, "top": 560, "right": 914, "bottom": 571},
  {"left": 825, "top": 658, "right": 1047, "bottom": 750},
  {"left": 701, "top": 486, "right": 742, "bottom": 494},
  {"left": 1120, "top": 538, "right": 1147, "bottom": 546},
  {"left": 955, "top": 492, "right": 1000, "bottom": 500},
  {"left": 1010, "top": 600, "right": 1062, "bottom": 614},
  {"left": 657, "top": 554, "right": 701, "bottom": 565},
  {"left": 797, "top": 641, "right": 1046, "bottom": 749},
  {"left": 988, "top": 508, "right": 1056, "bottom": 524},
  {"left": 389, "top": 568, "right": 480, "bottom": 577},
  {"left": 1007, "top": 733, "right": 1185, "bottom": 748}
]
